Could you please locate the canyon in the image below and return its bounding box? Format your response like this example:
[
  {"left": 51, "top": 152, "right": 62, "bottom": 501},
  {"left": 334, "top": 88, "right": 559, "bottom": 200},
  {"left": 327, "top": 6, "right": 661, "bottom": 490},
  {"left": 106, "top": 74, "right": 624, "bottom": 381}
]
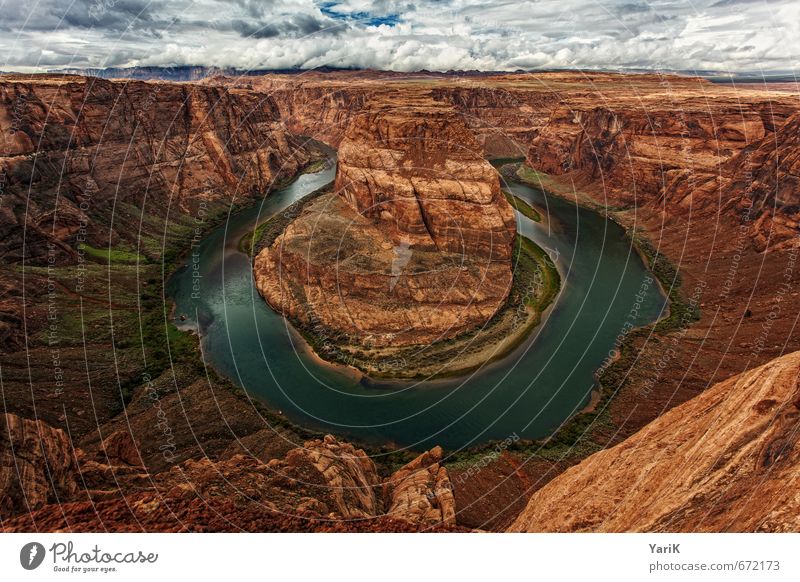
[
  {"left": 0, "top": 74, "right": 320, "bottom": 433},
  {"left": 1, "top": 70, "right": 799, "bottom": 532}
]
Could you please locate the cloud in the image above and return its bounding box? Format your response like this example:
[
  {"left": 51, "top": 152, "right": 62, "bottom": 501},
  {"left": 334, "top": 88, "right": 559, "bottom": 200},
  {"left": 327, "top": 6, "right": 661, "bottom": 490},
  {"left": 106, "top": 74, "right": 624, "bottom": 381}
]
[
  {"left": 231, "top": 15, "right": 337, "bottom": 39},
  {"left": 231, "top": 19, "right": 281, "bottom": 38},
  {"left": 0, "top": 0, "right": 797, "bottom": 73}
]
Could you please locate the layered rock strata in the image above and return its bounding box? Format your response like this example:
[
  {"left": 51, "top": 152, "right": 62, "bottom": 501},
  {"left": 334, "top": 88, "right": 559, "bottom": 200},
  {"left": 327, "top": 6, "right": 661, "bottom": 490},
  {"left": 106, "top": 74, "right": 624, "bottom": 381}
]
[
  {"left": 1, "top": 414, "right": 456, "bottom": 531},
  {"left": 509, "top": 350, "right": 800, "bottom": 532},
  {"left": 383, "top": 445, "right": 456, "bottom": 527},
  {"left": 0, "top": 74, "right": 317, "bottom": 440},
  {"left": 255, "top": 92, "right": 516, "bottom": 348},
  {"left": 0, "top": 74, "right": 313, "bottom": 265},
  {"left": 0, "top": 413, "right": 79, "bottom": 515},
  {"left": 3, "top": 70, "right": 800, "bottom": 533}
]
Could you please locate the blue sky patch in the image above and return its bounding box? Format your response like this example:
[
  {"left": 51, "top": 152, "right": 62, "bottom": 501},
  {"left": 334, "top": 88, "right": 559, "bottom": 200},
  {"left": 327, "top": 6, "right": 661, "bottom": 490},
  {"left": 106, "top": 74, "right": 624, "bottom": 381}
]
[{"left": 319, "top": 2, "right": 402, "bottom": 27}]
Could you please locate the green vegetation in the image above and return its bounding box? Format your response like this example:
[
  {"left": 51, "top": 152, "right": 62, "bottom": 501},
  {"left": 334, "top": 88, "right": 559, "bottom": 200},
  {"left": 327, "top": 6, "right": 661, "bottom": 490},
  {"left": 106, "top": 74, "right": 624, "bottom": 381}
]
[
  {"left": 514, "top": 163, "right": 632, "bottom": 212},
  {"left": 530, "top": 230, "right": 696, "bottom": 456},
  {"left": 628, "top": 230, "right": 700, "bottom": 332},
  {"left": 515, "top": 163, "right": 549, "bottom": 185},
  {"left": 238, "top": 220, "right": 272, "bottom": 255},
  {"left": 78, "top": 243, "right": 146, "bottom": 264},
  {"left": 515, "top": 235, "right": 560, "bottom": 310},
  {"left": 302, "top": 159, "right": 327, "bottom": 174},
  {"left": 504, "top": 191, "right": 542, "bottom": 222},
  {"left": 489, "top": 156, "right": 526, "bottom": 168},
  {"left": 239, "top": 184, "right": 331, "bottom": 256},
  {"left": 37, "top": 151, "right": 695, "bottom": 473}
]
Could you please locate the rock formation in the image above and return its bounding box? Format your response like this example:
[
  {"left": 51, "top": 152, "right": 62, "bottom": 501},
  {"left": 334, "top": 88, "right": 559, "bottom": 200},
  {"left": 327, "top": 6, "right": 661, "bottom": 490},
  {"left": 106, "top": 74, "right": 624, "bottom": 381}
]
[
  {"left": 0, "top": 74, "right": 320, "bottom": 441},
  {"left": 0, "top": 413, "right": 79, "bottom": 515},
  {"left": 254, "top": 91, "right": 516, "bottom": 348},
  {"left": 724, "top": 112, "right": 800, "bottom": 251},
  {"left": 384, "top": 445, "right": 456, "bottom": 527},
  {"left": 1, "top": 413, "right": 457, "bottom": 532},
  {"left": 334, "top": 93, "right": 516, "bottom": 260},
  {"left": 3, "top": 70, "right": 800, "bottom": 532},
  {"left": 509, "top": 350, "right": 800, "bottom": 532},
  {"left": 0, "top": 74, "right": 314, "bottom": 266}
]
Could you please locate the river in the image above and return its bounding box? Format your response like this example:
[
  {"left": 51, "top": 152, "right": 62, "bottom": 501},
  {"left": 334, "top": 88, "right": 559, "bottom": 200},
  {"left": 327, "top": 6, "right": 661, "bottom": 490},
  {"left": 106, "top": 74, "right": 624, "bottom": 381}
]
[{"left": 166, "top": 158, "right": 666, "bottom": 451}]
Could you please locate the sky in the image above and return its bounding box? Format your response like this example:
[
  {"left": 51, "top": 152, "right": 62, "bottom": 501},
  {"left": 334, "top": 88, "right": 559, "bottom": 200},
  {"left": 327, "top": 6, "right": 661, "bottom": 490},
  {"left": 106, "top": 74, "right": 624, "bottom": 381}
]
[{"left": 0, "top": 0, "right": 797, "bottom": 73}]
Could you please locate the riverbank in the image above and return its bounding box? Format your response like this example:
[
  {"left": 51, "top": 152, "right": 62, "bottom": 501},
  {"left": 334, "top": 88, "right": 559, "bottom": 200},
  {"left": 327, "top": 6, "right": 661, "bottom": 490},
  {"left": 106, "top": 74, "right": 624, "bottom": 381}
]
[
  {"left": 166, "top": 152, "right": 667, "bottom": 462},
  {"left": 249, "top": 188, "right": 561, "bottom": 380},
  {"left": 504, "top": 191, "right": 542, "bottom": 222},
  {"left": 482, "top": 162, "right": 695, "bottom": 454}
]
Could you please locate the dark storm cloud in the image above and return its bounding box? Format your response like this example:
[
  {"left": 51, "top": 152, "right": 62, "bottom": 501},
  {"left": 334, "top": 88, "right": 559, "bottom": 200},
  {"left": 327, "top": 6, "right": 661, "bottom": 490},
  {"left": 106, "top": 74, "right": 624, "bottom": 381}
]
[
  {"left": 232, "top": 19, "right": 281, "bottom": 38},
  {"left": 60, "top": 0, "right": 158, "bottom": 29},
  {"left": 617, "top": 3, "right": 651, "bottom": 14},
  {"left": 232, "top": 13, "right": 343, "bottom": 38}
]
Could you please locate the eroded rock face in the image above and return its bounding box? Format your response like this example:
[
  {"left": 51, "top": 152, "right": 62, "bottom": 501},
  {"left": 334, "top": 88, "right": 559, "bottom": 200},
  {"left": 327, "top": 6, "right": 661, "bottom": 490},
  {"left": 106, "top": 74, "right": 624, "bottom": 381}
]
[
  {"left": 0, "top": 413, "right": 79, "bottom": 515},
  {"left": 384, "top": 445, "right": 456, "bottom": 527},
  {"left": 279, "top": 435, "right": 381, "bottom": 519},
  {"left": 1, "top": 428, "right": 458, "bottom": 531},
  {"left": 726, "top": 112, "right": 800, "bottom": 251},
  {"left": 0, "top": 74, "right": 313, "bottom": 265},
  {"left": 335, "top": 93, "right": 516, "bottom": 260},
  {"left": 97, "top": 430, "right": 144, "bottom": 467},
  {"left": 508, "top": 350, "right": 800, "bottom": 532},
  {"left": 255, "top": 92, "right": 516, "bottom": 348},
  {"left": 255, "top": 193, "right": 515, "bottom": 347}
]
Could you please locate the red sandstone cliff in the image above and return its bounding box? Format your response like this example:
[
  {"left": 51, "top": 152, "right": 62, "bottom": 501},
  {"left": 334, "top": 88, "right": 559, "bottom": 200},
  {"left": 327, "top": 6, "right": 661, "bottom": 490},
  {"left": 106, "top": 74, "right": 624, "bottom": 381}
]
[
  {"left": 2, "top": 71, "right": 800, "bottom": 533},
  {"left": 0, "top": 413, "right": 457, "bottom": 532},
  {"left": 334, "top": 92, "right": 516, "bottom": 260},
  {"left": 0, "top": 74, "right": 321, "bottom": 451},
  {"left": 509, "top": 350, "right": 800, "bottom": 532},
  {"left": 254, "top": 91, "right": 515, "bottom": 348},
  {"left": 0, "top": 74, "right": 314, "bottom": 265}
]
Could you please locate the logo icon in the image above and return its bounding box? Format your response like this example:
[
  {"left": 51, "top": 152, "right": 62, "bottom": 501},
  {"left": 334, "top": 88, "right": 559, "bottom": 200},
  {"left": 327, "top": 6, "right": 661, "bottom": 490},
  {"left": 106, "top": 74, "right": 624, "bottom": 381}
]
[{"left": 20, "top": 542, "right": 46, "bottom": 570}]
